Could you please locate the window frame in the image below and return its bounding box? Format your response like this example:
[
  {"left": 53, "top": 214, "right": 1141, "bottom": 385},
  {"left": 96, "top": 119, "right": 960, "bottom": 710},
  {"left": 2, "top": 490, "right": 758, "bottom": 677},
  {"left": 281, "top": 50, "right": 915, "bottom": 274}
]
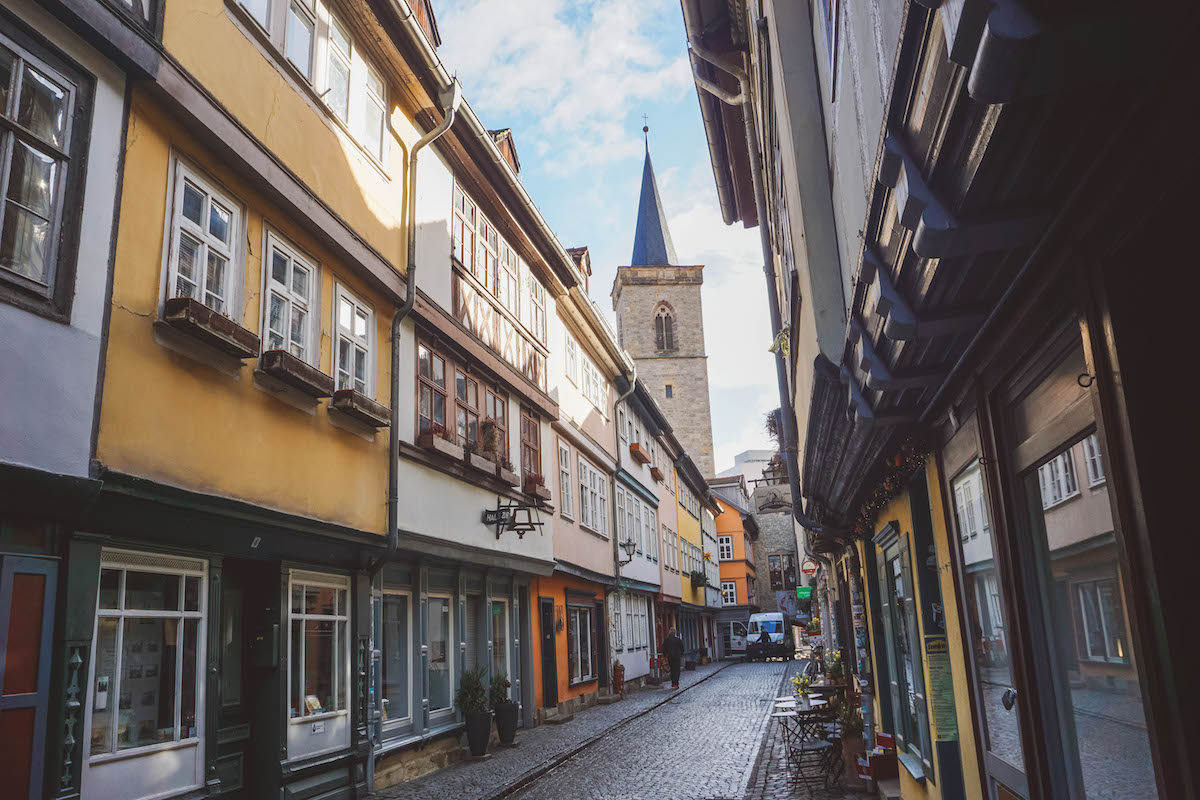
[
  {"left": 86, "top": 552, "right": 208, "bottom": 763},
  {"left": 0, "top": 21, "right": 93, "bottom": 320},
  {"left": 567, "top": 604, "right": 595, "bottom": 684},
  {"left": 425, "top": 592, "right": 454, "bottom": 716},
  {"left": 379, "top": 588, "right": 412, "bottom": 729},
  {"left": 520, "top": 406, "right": 541, "bottom": 480},
  {"left": 484, "top": 387, "right": 508, "bottom": 461},
  {"left": 285, "top": 570, "right": 351, "bottom": 761},
  {"left": 558, "top": 438, "right": 573, "bottom": 519},
  {"left": 261, "top": 228, "right": 320, "bottom": 364},
  {"left": 1083, "top": 432, "right": 1105, "bottom": 487},
  {"left": 453, "top": 367, "right": 481, "bottom": 448},
  {"left": 721, "top": 581, "right": 737, "bottom": 606},
  {"left": 333, "top": 282, "right": 372, "bottom": 396},
  {"left": 1037, "top": 448, "right": 1080, "bottom": 509},
  {"left": 416, "top": 339, "right": 448, "bottom": 436},
  {"left": 162, "top": 158, "right": 244, "bottom": 319},
  {"left": 717, "top": 535, "right": 733, "bottom": 561},
  {"left": 1072, "top": 577, "right": 1128, "bottom": 664},
  {"left": 577, "top": 454, "right": 608, "bottom": 537}
]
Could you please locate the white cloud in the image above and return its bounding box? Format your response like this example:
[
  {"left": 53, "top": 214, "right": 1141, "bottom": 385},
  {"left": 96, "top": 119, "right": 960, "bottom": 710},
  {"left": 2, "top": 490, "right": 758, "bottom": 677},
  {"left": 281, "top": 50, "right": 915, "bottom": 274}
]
[{"left": 436, "top": 0, "right": 692, "bottom": 171}]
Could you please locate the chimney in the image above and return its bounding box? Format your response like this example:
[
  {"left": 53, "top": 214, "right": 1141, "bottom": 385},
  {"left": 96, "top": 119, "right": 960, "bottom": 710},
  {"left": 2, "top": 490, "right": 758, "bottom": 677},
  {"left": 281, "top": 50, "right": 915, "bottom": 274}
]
[{"left": 488, "top": 129, "right": 521, "bottom": 175}]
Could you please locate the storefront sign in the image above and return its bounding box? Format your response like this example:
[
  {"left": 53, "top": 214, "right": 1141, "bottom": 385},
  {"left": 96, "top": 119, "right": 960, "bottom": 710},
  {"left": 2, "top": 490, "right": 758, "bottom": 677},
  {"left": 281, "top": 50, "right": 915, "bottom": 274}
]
[
  {"left": 795, "top": 586, "right": 812, "bottom": 600},
  {"left": 923, "top": 635, "right": 958, "bottom": 741}
]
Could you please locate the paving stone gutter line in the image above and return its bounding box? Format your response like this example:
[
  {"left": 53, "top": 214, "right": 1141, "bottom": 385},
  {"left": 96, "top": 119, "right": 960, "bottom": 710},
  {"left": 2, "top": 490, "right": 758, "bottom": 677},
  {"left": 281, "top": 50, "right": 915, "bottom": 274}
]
[
  {"left": 485, "top": 662, "right": 735, "bottom": 800},
  {"left": 742, "top": 661, "right": 802, "bottom": 800}
]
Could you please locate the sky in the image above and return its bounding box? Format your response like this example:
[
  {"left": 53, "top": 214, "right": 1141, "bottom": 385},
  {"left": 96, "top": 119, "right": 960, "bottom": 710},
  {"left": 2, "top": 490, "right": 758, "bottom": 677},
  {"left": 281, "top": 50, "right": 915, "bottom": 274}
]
[{"left": 435, "top": 0, "right": 777, "bottom": 474}]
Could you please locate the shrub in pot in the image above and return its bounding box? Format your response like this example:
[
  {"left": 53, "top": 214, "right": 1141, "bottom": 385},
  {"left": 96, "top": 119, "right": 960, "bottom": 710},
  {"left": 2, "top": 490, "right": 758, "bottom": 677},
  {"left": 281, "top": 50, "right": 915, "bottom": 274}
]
[
  {"left": 490, "top": 672, "right": 518, "bottom": 745},
  {"left": 456, "top": 667, "right": 491, "bottom": 757}
]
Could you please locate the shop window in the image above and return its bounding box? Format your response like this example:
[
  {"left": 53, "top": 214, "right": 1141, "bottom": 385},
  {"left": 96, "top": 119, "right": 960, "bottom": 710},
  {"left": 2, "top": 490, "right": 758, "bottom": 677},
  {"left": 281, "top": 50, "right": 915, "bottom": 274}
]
[
  {"left": 0, "top": 27, "right": 92, "bottom": 319},
  {"left": 566, "top": 605, "right": 594, "bottom": 684},
  {"left": 491, "top": 600, "right": 510, "bottom": 688},
  {"left": 381, "top": 592, "right": 410, "bottom": 726},
  {"left": 88, "top": 554, "right": 206, "bottom": 758},
  {"left": 286, "top": 572, "right": 349, "bottom": 760},
  {"left": 426, "top": 595, "right": 452, "bottom": 714}
]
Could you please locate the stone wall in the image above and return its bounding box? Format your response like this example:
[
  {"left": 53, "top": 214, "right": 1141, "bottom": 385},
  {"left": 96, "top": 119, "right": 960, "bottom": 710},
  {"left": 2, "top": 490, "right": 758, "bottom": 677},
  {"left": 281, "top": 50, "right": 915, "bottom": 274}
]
[
  {"left": 612, "top": 265, "right": 716, "bottom": 477},
  {"left": 749, "top": 484, "right": 800, "bottom": 615}
]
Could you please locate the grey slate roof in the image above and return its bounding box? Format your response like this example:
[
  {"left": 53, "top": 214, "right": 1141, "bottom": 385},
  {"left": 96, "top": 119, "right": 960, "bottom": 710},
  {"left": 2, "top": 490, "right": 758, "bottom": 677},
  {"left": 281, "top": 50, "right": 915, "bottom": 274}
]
[{"left": 629, "top": 146, "right": 678, "bottom": 266}]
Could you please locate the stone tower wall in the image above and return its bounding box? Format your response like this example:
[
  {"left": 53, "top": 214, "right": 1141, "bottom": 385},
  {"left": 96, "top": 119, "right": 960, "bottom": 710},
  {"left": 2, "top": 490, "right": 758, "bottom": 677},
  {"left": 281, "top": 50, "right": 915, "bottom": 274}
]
[{"left": 612, "top": 265, "right": 716, "bottom": 477}]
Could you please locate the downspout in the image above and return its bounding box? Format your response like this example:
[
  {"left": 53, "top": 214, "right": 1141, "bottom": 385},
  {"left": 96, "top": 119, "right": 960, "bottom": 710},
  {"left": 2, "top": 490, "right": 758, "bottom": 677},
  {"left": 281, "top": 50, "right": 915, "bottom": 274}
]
[
  {"left": 385, "top": 79, "right": 463, "bottom": 562},
  {"left": 611, "top": 362, "right": 637, "bottom": 684}
]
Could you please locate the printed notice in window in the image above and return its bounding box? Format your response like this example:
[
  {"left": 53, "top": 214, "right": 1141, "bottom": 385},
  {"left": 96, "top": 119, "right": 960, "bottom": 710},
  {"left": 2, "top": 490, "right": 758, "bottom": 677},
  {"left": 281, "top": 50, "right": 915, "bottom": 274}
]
[{"left": 923, "top": 635, "right": 958, "bottom": 741}]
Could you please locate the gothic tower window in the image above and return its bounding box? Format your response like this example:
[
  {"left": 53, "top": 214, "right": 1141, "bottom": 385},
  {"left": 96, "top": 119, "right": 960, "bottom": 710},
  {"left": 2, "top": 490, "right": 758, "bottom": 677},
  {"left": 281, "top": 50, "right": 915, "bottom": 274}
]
[{"left": 655, "top": 307, "right": 675, "bottom": 352}]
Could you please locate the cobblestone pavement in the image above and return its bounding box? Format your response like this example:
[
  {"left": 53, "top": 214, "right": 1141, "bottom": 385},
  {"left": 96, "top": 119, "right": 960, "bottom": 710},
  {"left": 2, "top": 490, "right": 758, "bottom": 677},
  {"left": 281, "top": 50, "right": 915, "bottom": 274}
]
[
  {"left": 510, "top": 660, "right": 789, "bottom": 800},
  {"left": 744, "top": 660, "right": 845, "bottom": 800},
  {"left": 371, "top": 662, "right": 733, "bottom": 800}
]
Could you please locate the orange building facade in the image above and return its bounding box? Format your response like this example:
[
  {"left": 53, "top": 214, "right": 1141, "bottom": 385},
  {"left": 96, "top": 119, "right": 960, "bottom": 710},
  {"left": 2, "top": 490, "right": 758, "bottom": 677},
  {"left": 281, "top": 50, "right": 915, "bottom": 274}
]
[{"left": 709, "top": 475, "right": 759, "bottom": 653}]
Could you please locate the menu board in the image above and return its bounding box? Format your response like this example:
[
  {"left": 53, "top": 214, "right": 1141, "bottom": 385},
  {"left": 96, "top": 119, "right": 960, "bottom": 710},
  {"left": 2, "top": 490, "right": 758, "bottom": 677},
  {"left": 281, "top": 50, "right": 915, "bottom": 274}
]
[{"left": 923, "top": 635, "right": 958, "bottom": 741}]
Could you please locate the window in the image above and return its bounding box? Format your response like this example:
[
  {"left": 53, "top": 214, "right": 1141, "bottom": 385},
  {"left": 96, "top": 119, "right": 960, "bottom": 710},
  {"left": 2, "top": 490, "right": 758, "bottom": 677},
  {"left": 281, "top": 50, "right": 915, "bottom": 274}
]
[
  {"left": 491, "top": 600, "right": 510, "bottom": 688},
  {"left": 520, "top": 407, "right": 540, "bottom": 479},
  {"left": 655, "top": 307, "right": 674, "bottom": 351},
  {"left": 578, "top": 455, "right": 608, "bottom": 535},
  {"left": 1083, "top": 433, "right": 1105, "bottom": 486},
  {"left": 1038, "top": 449, "right": 1079, "bottom": 508},
  {"left": 286, "top": 572, "right": 350, "bottom": 760},
  {"left": 649, "top": 508, "right": 658, "bottom": 560},
  {"left": 952, "top": 462, "right": 990, "bottom": 542},
  {"left": 88, "top": 553, "right": 205, "bottom": 757},
  {"left": 0, "top": 29, "right": 91, "bottom": 316},
  {"left": 475, "top": 213, "right": 499, "bottom": 292},
  {"left": 558, "top": 439, "right": 573, "bottom": 517},
  {"left": 721, "top": 581, "right": 737, "bottom": 606},
  {"left": 499, "top": 244, "right": 519, "bottom": 317},
  {"left": 526, "top": 269, "right": 546, "bottom": 342},
  {"left": 880, "top": 546, "right": 931, "bottom": 766},
  {"left": 718, "top": 535, "right": 733, "bottom": 561},
  {"left": 324, "top": 15, "right": 351, "bottom": 121},
  {"left": 665, "top": 384, "right": 673, "bottom": 398},
  {"left": 334, "top": 284, "right": 371, "bottom": 395},
  {"left": 567, "top": 605, "right": 595, "bottom": 683},
  {"left": 360, "top": 64, "right": 386, "bottom": 161},
  {"left": 484, "top": 388, "right": 508, "bottom": 459},
  {"left": 380, "top": 592, "right": 410, "bottom": 724},
  {"left": 610, "top": 594, "right": 623, "bottom": 652},
  {"left": 264, "top": 232, "right": 317, "bottom": 363},
  {"left": 426, "top": 595, "right": 452, "bottom": 713},
  {"left": 768, "top": 555, "right": 783, "bottom": 591},
  {"left": 417, "top": 342, "right": 447, "bottom": 434},
  {"left": 566, "top": 334, "right": 580, "bottom": 385},
  {"left": 454, "top": 368, "right": 480, "bottom": 447},
  {"left": 166, "top": 163, "right": 240, "bottom": 316},
  {"left": 1073, "top": 578, "right": 1128, "bottom": 663},
  {"left": 240, "top": 0, "right": 270, "bottom": 30},
  {"left": 617, "top": 407, "right": 627, "bottom": 447},
  {"left": 285, "top": 0, "right": 316, "bottom": 79},
  {"left": 451, "top": 185, "right": 476, "bottom": 269}
]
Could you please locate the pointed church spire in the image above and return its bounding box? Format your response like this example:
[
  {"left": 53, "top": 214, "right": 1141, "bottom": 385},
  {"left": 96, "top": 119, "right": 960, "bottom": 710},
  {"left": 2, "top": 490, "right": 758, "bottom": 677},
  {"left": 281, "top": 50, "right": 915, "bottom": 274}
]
[{"left": 630, "top": 125, "right": 678, "bottom": 267}]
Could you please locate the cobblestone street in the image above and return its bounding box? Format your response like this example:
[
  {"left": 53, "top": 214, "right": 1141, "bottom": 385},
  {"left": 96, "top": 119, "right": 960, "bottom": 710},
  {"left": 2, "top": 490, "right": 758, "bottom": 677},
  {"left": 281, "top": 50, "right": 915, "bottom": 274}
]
[{"left": 371, "top": 660, "right": 790, "bottom": 800}]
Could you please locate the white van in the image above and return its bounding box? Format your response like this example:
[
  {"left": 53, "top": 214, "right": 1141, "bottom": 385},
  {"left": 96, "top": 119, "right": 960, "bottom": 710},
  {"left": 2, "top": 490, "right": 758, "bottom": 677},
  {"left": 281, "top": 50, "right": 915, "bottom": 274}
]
[{"left": 746, "top": 612, "right": 795, "bottom": 660}]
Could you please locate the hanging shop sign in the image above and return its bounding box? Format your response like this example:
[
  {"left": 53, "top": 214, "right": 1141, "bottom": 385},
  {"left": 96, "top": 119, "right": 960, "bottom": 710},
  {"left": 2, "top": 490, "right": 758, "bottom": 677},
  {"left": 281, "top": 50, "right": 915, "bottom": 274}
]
[
  {"left": 795, "top": 586, "right": 812, "bottom": 600},
  {"left": 801, "top": 557, "right": 819, "bottom": 576}
]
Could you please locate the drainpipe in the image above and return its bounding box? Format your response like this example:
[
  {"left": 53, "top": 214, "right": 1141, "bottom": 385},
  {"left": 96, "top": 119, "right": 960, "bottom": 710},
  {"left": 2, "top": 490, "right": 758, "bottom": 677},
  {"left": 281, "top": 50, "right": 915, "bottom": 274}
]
[
  {"left": 608, "top": 362, "right": 637, "bottom": 686},
  {"left": 385, "top": 78, "right": 463, "bottom": 561}
]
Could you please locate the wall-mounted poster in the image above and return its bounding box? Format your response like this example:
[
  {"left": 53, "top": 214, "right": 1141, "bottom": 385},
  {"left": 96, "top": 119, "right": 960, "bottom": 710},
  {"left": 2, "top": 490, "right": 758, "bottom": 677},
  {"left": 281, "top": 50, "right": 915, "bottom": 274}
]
[{"left": 924, "top": 635, "right": 958, "bottom": 741}]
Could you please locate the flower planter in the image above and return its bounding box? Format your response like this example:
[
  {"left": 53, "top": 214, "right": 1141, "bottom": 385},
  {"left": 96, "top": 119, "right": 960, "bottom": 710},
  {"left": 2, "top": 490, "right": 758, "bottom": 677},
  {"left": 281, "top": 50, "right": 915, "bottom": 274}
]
[
  {"left": 628, "top": 442, "right": 651, "bottom": 465},
  {"left": 523, "top": 476, "right": 552, "bottom": 502},
  {"left": 330, "top": 389, "right": 390, "bottom": 427},
  {"left": 464, "top": 451, "right": 497, "bottom": 474},
  {"left": 493, "top": 701, "right": 519, "bottom": 745},
  {"left": 161, "top": 296, "right": 260, "bottom": 358},
  {"left": 689, "top": 571, "right": 707, "bottom": 589},
  {"left": 649, "top": 466, "right": 665, "bottom": 482},
  {"left": 496, "top": 464, "right": 521, "bottom": 487},
  {"left": 259, "top": 349, "right": 334, "bottom": 398},
  {"left": 418, "top": 431, "right": 464, "bottom": 460},
  {"left": 464, "top": 710, "right": 492, "bottom": 757}
]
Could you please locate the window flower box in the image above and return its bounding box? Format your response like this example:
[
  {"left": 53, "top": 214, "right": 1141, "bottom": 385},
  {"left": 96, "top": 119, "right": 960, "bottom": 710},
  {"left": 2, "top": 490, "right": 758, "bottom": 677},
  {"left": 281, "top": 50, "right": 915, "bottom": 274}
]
[
  {"left": 259, "top": 349, "right": 334, "bottom": 398},
  {"left": 523, "top": 473, "right": 552, "bottom": 502},
  {"left": 463, "top": 447, "right": 498, "bottom": 475},
  {"left": 689, "top": 570, "right": 708, "bottom": 589},
  {"left": 497, "top": 461, "right": 521, "bottom": 488},
  {"left": 650, "top": 466, "right": 665, "bottom": 483},
  {"left": 161, "top": 296, "right": 259, "bottom": 358},
  {"left": 628, "top": 442, "right": 651, "bottom": 465},
  {"left": 330, "top": 389, "right": 389, "bottom": 427},
  {"left": 418, "top": 427, "right": 464, "bottom": 460}
]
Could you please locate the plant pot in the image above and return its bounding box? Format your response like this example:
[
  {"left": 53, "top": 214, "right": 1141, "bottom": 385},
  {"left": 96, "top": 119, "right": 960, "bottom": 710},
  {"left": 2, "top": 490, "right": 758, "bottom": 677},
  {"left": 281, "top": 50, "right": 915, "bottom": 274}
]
[
  {"left": 465, "top": 710, "right": 492, "bottom": 756},
  {"left": 494, "top": 701, "right": 518, "bottom": 745}
]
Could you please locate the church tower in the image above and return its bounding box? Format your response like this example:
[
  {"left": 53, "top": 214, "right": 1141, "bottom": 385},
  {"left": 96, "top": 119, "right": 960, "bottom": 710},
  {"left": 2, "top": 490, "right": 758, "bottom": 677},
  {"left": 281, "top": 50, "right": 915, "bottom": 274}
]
[{"left": 612, "top": 130, "right": 716, "bottom": 477}]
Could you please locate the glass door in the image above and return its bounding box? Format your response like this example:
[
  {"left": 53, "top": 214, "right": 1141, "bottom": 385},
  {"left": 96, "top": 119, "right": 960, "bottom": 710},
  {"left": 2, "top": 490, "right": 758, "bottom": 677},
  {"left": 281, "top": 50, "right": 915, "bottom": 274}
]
[
  {"left": 1008, "top": 337, "right": 1158, "bottom": 799},
  {"left": 491, "top": 599, "right": 509, "bottom": 692}
]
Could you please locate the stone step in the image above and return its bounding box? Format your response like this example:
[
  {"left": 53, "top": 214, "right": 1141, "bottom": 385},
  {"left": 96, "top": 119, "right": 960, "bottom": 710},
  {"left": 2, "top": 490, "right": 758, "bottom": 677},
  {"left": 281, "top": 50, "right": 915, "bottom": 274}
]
[
  {"left": 877, "top": 777, "right": 902, "bottom": 800},
  {"left": 543, "top": 709, "right": 574, "bottom": 724},
  {"left": 596, "top": 694, "right": 621, "bottom": 705}
]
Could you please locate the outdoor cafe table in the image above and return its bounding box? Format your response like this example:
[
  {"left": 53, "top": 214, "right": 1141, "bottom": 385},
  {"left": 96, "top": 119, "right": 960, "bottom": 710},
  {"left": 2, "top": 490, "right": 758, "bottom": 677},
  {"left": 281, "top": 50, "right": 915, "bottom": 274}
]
[{"left": 775, "top": 700, "right": 797, "bottom": 708}]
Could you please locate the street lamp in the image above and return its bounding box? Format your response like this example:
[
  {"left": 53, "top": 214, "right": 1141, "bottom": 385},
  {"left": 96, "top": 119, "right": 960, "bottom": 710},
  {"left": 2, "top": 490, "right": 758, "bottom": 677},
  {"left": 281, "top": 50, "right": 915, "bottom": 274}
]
[{"left": 618, "top": 537, "right": 637, "bottom": 565}]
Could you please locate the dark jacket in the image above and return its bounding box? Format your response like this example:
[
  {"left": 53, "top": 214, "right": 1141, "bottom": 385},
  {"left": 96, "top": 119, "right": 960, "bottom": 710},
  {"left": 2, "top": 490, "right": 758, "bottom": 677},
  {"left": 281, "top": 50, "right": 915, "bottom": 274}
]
[{"left": 662, "top": 633, "right": 684, "bottom": 661}]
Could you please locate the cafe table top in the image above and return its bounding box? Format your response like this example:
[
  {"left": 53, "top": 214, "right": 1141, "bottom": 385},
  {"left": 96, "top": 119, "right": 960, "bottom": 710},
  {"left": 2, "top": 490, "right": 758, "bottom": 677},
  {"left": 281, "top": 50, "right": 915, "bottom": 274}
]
[{"left": 770, "top": 710, "right": 798, "bottom": 718}]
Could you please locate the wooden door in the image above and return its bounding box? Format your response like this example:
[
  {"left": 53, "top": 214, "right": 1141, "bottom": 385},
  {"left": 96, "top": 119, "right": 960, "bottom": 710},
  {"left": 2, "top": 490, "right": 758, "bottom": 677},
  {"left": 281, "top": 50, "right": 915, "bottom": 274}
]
[
  {"left": 0, "top": 557, "right": 56, "bottom": 800},
  {"left": 538, "top": 598, "right": 556, "bottom": 708}
]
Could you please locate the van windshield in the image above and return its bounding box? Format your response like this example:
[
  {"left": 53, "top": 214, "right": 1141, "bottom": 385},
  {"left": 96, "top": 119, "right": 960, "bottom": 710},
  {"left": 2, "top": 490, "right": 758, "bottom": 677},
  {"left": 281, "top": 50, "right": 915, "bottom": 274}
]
[{"left": 750, "top": 620, "right": 781, "bottom": 633}]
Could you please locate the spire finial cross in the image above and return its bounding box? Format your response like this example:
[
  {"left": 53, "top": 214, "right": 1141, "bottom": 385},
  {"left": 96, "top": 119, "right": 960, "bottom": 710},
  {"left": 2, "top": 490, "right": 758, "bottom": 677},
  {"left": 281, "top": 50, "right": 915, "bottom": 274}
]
[{"left": 642, "top": 114, "right": 650, "bottom": 153}]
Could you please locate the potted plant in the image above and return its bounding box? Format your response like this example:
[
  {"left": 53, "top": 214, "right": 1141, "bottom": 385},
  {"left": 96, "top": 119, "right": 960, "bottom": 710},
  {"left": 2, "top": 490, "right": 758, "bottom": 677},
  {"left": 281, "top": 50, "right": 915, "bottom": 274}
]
[
  {"left": 418, "top": 423, "right": 464, "bottom": 460},
  {"left": 523, "top": 472, "right": 552, "bottom": 502},
  {"left": 480, "top": 419, "right": 500, "bottom": 460},
  {"left": 463, "top": 440, "right": 497, "bottom": 474},
  {"left": 806, "top": 617, "right": 822, "bottom": 637},
  {"left": 496, "top": 456, "right": 520, "bottom": 488},
  {"left": 689, "top": 569, "right": 707, "bottom": 589},
  {"left": 455, "top": 666, "right": 491, "bottom": 757},
  {"left": 827, "top": 649, "right": 846, "bottom": 686},
  {"left": 490, "top": 672, "right": 518, "bottom": 746}
]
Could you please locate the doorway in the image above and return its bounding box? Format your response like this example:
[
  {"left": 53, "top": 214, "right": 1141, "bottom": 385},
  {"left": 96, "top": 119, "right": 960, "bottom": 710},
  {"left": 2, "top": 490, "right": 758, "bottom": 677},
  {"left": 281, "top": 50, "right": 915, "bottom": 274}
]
[{"left": 538, "top": 598, "right": 557, "bottom": 709}]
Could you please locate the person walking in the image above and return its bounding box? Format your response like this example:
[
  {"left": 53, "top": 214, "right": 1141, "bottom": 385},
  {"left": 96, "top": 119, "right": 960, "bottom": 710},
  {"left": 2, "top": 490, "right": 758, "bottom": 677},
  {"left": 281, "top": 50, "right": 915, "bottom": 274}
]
[
  {"left": 757, "top": 627, "right": 771, "bottom": 662},
  {"left": 662, "top": 627, "right": 684, "bottom": 689}
]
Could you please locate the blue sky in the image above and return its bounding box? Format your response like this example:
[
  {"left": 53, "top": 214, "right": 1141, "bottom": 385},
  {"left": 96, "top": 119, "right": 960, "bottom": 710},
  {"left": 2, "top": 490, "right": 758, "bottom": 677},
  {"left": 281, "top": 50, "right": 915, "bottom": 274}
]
[{"left": 436, "top": 0, "right": 776, "bottom": 473}]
